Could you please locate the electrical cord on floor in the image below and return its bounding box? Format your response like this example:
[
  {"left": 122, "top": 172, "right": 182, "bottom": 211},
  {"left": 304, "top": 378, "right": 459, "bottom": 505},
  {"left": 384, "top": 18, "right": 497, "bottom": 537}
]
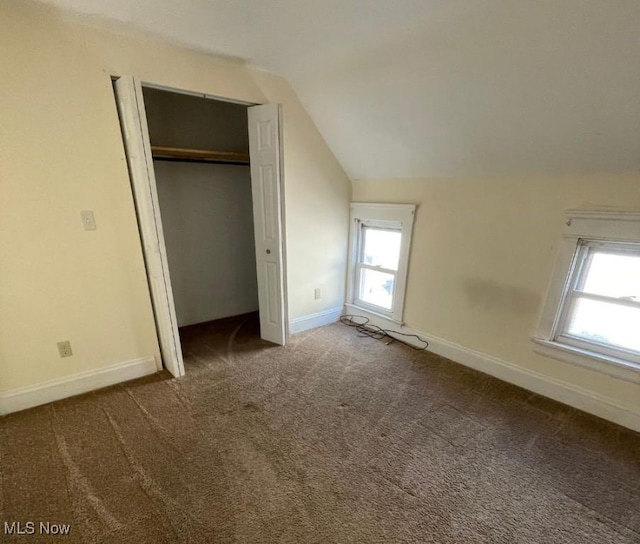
[{"left": 340, "top": 315, "right": 429, "bottom": 351}]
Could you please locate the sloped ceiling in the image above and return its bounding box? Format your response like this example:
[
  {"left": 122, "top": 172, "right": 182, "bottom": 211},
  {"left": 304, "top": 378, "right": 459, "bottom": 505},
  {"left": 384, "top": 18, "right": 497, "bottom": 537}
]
[{"left": 40, "top": 0, "right": 640, "bottom": 179}]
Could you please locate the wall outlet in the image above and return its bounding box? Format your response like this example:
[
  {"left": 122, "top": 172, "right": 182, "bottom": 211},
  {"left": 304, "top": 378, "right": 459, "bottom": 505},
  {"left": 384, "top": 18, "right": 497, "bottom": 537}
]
[
  {"left": 80, "top": 210, "right": 97, "bottom": 230},
  {"left": 314, "top": 288, "right": 321, "bottom": 300},
  {"left": 57, "top": 341, "right": 73, "bottom": 358}
]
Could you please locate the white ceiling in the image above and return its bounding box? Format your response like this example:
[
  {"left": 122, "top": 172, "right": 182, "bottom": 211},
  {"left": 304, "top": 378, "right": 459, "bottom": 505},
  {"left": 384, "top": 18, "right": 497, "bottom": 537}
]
[{"left": 42, "top": 0, "right": 640, "bottom": 179}]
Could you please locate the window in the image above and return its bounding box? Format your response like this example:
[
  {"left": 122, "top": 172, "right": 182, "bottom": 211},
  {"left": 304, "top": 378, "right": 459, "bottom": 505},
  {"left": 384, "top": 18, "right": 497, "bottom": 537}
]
[
  {"left": 356, "top": 224, "right": 401, "bottom": 311},
  {"left": 557, "top": 241, "right": 640, "bottom": 357},
  {"left": 533, "top": 210, "right": 640, "bottom": 382},
  {"left": 347, "top": 203, "right": 415, "bottom": 323}
]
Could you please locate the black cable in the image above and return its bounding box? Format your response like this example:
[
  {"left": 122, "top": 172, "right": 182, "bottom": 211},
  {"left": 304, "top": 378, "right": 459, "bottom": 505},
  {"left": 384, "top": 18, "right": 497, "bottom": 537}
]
[{"left": 340, "top": 315, "right": 429, "bottom": 351}]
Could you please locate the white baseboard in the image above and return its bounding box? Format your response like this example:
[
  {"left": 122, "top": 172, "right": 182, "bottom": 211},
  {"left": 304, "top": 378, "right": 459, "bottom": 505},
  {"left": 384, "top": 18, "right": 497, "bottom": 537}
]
[
  {"left": 344, "top": 307, "right": 640, "bottom": 434},
  {"left": 289, "top": 306, "right": 343, "bottom": 334},
  {"left": 0, "top": 356, "right": 158, "bottom": 416}
]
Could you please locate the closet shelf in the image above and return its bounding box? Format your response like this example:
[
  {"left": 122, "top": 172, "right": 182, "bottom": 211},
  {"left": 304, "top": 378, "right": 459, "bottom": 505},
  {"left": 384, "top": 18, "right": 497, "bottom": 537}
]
[{"left": 151, "top": 146, "right": 250, "bottom": 165}]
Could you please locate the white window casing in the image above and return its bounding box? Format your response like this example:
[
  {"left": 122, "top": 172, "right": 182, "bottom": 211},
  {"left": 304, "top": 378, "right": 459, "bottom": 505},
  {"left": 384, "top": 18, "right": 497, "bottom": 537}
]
[
  {"left": 533, "top": 209, "right": 640, "bottom": 384},
  {"left": 347, "top": 203, "right": 416, "bottom": 323}
]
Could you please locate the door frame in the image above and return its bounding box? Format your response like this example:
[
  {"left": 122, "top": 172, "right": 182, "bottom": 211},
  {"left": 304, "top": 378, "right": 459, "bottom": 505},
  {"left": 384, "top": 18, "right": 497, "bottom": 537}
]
[{"left": 114, "top": 76, "right": 289, "bottom": 376}]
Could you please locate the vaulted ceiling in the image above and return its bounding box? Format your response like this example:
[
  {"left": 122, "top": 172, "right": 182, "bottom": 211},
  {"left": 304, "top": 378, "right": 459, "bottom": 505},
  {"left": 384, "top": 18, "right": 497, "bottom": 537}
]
[{"left": 41, "top": 0, "right": 640, "bottom": 179}]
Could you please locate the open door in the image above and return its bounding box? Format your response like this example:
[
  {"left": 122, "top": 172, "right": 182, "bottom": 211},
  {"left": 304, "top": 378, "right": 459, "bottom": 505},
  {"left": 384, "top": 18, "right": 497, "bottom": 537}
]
[
  {"left": 248, "top": 105, "right": 288, "bottom": 345},
  {"left": 113, "top": 76, "right": 185, "bottom": 377},
  {"left": 114, "top": 76, "right": 287, "bottom": 366},
  {"left": 114, "top": 76, "right": 288, "bottom": 368}
]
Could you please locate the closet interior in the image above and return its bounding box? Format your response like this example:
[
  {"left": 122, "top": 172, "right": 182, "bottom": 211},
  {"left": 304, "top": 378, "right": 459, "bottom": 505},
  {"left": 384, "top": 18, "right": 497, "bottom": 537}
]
[{"left": 142, "top": 87, "right": 260, "bottom": 343}]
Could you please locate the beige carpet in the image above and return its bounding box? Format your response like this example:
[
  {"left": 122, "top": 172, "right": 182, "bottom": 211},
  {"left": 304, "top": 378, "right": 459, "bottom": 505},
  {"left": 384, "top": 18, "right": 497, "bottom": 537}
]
[{"left": 1, "top": 314, "right": 639, "bottom": 543}]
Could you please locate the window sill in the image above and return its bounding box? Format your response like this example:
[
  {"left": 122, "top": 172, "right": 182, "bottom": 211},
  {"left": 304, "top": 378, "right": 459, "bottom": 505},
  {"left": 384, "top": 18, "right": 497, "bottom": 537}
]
[
  {"left": 344, "top": 303, "right": 404, "bottom": 326},
  {"left": 531, "top": 337, "right": 640, "bottom": 384}
]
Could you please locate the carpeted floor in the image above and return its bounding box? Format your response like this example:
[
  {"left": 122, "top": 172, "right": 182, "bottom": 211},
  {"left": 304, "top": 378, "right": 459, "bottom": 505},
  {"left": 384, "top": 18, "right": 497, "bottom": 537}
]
[{"left": 1, "top": 314, "right": 639, "bottom": 543}]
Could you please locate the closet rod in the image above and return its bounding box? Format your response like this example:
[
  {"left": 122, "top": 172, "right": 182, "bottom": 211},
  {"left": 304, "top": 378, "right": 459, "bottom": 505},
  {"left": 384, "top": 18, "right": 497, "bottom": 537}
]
[
  {"left": 153, "top": 157, "right": 250, "bottom": 166},
  {"left": 150, "top": 145, "right": 250, "bottom": 165}
]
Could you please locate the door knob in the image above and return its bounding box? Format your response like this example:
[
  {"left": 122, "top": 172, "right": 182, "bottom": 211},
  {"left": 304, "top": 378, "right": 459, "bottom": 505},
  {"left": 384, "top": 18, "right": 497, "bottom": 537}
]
[{"left": 266, "top": 249, "right": 271, "bottom": 254}]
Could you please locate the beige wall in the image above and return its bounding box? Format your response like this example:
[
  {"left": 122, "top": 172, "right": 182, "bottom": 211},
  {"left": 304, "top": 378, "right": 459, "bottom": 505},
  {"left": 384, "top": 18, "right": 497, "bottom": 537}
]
[
  {"left": 352, "top": 174, "right": 640, "bottom": 414},
  {"left": 0, "top": 1, "right": 350, "bottom": 392}
]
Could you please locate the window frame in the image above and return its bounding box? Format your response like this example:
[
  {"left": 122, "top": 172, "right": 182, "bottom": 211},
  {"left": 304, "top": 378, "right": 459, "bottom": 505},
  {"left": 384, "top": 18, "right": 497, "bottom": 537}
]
[
  {"left": 533, "top": 209, "right": 640, "bottom": 384},
  {"left": 347, "top": 203, "right": 416, "bottom": 323}
]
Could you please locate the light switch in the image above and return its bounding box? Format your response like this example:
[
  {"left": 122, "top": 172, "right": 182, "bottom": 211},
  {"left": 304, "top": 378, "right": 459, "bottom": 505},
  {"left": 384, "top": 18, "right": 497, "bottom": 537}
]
[{"left": 81, "top": 210, "right": 97, "bottom": 230}]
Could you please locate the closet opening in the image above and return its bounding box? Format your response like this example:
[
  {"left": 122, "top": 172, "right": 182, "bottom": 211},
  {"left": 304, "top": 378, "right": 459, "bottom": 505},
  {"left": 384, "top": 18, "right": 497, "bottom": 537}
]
[
  {"left": 114, "top": 77, "right": 288, "bottom": 378},
  {"left": 145, "top": 86, "right": 262, "bottom": 369}
]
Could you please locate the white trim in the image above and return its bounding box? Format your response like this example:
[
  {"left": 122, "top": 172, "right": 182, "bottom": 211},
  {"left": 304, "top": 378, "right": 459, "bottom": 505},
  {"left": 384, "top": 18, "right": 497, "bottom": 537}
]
[
  {"left": 566, "top": 209, "right": 640, "bottom": 222},
  {"left": 289, "top": 306, "right": 343, "bottom": 334},
  {"left": 140, "top": 81, "right": 258, "bottom": 107},
  {"left": 564, "top": 210, "right": 640, "bottom": 241},
  {"left": 344, "top": 302, "right": 404, "bottom": 325},
  {"left": 344, "top": 306, "right": 640, "bottom": 433},
  {"left": 0, "top": 356, "right": 157, "bottom": 416},
  {"left": 276, "top": 104, "right": 291, "bottom": 343},
  {"left": 532, "top": 338, "right": 640, "bottom": 384},
  {"left": 350, "top": 202, "right": 416, "bottom": 211}
]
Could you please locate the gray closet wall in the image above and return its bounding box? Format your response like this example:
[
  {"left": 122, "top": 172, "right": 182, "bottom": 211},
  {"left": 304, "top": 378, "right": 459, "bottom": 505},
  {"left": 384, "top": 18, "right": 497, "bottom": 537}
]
[{"left": 143, "top": 88, "right": 259, "bottom": 327}]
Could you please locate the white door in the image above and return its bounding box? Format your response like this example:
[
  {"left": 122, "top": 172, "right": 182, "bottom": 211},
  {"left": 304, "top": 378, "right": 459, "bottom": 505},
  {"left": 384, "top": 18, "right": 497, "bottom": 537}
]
[
  {"left": 113, "top": 76, "right": 185, "bottom": 377},
  {"left": 248, "top": 105, "right": 288, "bottom": 345}
]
